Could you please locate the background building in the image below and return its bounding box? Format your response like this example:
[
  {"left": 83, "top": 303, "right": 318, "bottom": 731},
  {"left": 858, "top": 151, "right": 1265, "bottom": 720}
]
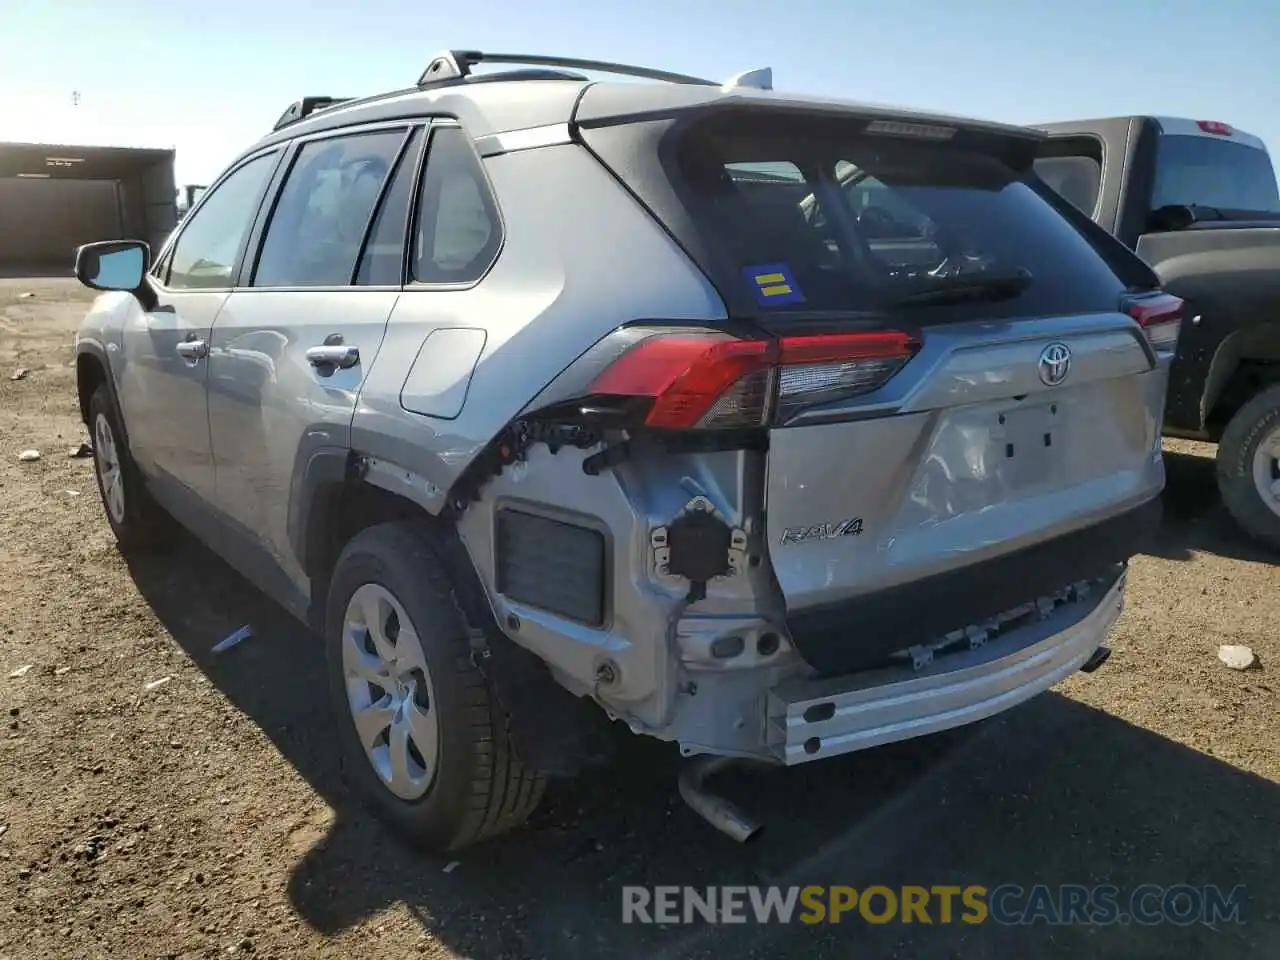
[{"left": 0, "top": 94, "right": 177, "bottom": 272}]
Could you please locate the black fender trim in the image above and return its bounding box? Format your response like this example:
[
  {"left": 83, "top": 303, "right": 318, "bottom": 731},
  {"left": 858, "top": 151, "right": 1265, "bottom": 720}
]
[
  {"left": 287, "top": 444, "right": 357, "bottom": 587},
  {"left": 74, "top": 340, "right": 129, "bottom": 445}
]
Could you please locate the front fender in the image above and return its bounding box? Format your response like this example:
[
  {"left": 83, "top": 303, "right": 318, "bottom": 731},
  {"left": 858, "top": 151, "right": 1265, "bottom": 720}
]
[{"left": 74, "top": 291, "right": 136, "bottom": 427}]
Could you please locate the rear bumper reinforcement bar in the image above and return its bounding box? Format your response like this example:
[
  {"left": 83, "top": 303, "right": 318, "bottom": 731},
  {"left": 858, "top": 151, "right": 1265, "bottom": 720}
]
[
  {"left": 766, "top": 570, "right": 1126, "bottom": 765},
  {"left": 784, "top": 496, "right": 1157, "bottom": 675}
]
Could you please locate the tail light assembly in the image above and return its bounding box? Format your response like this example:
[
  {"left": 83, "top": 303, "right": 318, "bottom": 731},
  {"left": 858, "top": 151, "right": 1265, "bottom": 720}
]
[
  {"left": 1123, "top": 292, "right": 1183, "bottom": 354},
  {"left": 582, "top": 327, "right": 921, "bottom": 430}
]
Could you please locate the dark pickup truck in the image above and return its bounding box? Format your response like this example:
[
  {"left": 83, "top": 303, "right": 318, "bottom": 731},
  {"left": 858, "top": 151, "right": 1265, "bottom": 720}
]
[{"left": 1034, "top": 116, "right": 1280, "bottom": 548}]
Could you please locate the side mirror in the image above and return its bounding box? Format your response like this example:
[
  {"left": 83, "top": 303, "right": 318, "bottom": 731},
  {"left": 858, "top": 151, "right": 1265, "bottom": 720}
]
[{"left": 74, "top": 240, "right": 150, "bottom": 293}]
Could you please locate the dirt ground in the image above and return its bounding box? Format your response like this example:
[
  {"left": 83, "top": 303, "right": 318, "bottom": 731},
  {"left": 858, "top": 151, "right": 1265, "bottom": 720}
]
[{"left": 1, "top": 276, "right": 1277, "bottom": 960}]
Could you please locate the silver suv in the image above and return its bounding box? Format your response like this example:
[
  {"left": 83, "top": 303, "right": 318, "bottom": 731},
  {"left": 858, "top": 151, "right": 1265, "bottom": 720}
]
[{"left": 72, "top": 51, "right": 1179, "bottom": 851}]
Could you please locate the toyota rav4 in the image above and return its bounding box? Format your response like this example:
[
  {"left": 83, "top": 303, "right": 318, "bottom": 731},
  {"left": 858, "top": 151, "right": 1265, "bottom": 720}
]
[{"left": 72, "top": 51, "right": 1175, "bottom": 851}]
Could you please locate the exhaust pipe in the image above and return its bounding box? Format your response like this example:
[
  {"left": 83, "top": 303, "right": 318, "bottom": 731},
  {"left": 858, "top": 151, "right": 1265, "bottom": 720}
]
[
  {"left": 677, "top": 755, "right": 762, "bottom": 843},
  {"left": 1079, "top": 645, "right": 1111, "bottom": 674}
]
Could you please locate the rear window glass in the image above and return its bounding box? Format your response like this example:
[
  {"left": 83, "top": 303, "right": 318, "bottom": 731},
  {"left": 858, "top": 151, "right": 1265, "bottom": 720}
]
[
  {"left": 1152, "top": 135, "right": 1280, "bottom": 213},
  {"left": 671, "top": 116, "right": 1129, "bottom": 319},
  {"left": 1032, "top": 155, "right": 1102, "bottom": 216}
]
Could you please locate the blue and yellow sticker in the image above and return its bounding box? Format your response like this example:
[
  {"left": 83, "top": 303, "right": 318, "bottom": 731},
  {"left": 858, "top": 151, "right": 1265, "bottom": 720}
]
[{"left": 743, "top": 262, "right": 805, "bottom": 307}]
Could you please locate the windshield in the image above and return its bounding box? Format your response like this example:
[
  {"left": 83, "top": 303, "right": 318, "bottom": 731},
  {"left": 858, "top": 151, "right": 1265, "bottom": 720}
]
[
  {"left": 671, "top": 116, "right": 1130, "bottom": 319},
  {"left": 1152, "top": 135, "right": 1280, "bottom": 213}
]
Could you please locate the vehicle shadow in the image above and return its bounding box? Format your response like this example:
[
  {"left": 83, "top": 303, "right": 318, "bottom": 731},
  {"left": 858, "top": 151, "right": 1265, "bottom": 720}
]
[
  {"left": 123, "top": 535, "right": 1279, "bottom": 960},
  {"left": 1144, "top": 449, "right": 1280, "bottom": 565}
]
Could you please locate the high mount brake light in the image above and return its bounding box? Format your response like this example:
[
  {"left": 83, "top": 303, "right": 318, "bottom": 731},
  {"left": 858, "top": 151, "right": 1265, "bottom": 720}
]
[
  {"left": 1196, "top": 120, "right": 1233, "bottom": 136},
  {"left": 586, "top": 330, "right": 921, "bottom": 429},
  {"left": 1125, "top": 292, "right": 1184, "bottom": 353}
]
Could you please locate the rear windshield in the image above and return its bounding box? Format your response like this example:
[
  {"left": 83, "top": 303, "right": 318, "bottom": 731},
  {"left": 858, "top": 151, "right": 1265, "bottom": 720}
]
[
  {"left": 669, "top": 115, "right": 1131, "bottom": 319},
  {"left": 1152, "top": 135, "right": 1280, "bottom": 213}
]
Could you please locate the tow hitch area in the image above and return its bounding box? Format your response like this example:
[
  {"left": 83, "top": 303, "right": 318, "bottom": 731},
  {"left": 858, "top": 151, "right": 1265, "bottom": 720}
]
[
  {"left": 677, "top": 756, "right": 763, "bottom": 843},
  {"left": 1079, "top": 645, "right": 1112, "bottom": 673}
]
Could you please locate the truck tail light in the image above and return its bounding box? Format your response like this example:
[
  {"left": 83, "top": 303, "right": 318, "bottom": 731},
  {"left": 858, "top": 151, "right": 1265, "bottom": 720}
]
[
  {"left": 1124, "top": 292, "right": 1184, "bottom": 353},
  {"left": 1196, "top": 120, "right": 1233, "bottom": 136},
  {"left": 586, "top": 329, "right": 921, "bottom": 429}
]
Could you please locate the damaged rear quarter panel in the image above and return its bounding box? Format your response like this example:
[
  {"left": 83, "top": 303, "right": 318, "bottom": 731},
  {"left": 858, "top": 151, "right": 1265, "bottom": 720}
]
[{"left": 349, "top": 141, "right": 725, "bottom": 514}]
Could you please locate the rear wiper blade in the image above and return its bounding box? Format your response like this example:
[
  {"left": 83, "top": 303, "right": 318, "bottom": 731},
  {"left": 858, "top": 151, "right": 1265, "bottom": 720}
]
[{"left": 889, "top": 269, "right": 1033, "bottom": 306}]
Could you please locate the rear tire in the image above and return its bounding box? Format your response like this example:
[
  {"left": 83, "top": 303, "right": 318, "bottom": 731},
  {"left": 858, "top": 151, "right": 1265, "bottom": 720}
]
[
  {"left": 87, "top": 385, "right": 177, "bottom": 551},
  {"left": 1215, "top": 384, "right": 1280, "bottom": 550},
  {"left": 324, "top": 520, "right": 545, "bottom": 852}
]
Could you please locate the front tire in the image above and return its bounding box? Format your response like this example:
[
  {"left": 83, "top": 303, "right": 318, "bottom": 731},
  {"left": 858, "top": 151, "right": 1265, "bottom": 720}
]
[
  {"left": 1215, "top": 384, "right": 1280, "bottom": 550},
  {"left": 324, "top": 521, "right": 545, "bottom": 852},
  {"left": 87, "top": 385, "right": 176, "bottom": 551}
]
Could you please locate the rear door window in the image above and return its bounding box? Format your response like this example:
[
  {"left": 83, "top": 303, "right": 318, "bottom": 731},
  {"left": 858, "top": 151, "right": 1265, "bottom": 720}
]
[
  {"left": 252, "top": 129, "right": 408, "bottom": 287},
  {"left": 1032, "top": 155, "right": 1102, "bottom": 217},
  {"left": 671, "top": 116, "right": 1129, "bottom": 321},
  {"left": 1152, "top": 135, "right": 1280, "bottom": 213},
  {"left": 355, "top": 126, "right": 424, "bottom": 285}
]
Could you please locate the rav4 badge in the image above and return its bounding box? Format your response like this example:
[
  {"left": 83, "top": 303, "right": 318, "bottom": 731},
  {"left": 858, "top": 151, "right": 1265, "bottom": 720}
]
[{"left": 780, "top": 517, "right": 864, "bottom": 545}]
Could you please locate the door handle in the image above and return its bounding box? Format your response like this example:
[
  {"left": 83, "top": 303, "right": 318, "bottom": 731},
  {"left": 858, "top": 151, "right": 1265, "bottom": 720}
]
[
  {"left": 175, "top": 339, "right": 209, "bottom": 361},
  {"left": 306, "top": 344, "right": 360, "bottom": 370}
]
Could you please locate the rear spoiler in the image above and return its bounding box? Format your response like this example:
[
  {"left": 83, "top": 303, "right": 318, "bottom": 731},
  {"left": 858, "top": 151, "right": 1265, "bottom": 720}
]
[{"left": 573, "top": 83, "right": 1047, "bottom": 145}]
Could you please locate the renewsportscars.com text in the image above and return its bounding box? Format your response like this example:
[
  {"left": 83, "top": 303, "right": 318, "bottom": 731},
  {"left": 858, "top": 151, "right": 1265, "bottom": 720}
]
[{"left": 621, "top": 884, "right": 1248, "bottom": 926}]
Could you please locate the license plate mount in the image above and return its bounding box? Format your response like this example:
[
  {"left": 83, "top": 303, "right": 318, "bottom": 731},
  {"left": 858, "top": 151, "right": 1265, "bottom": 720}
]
[{"left": 992, "top": 402, "right": 1059, "bottom": 488}]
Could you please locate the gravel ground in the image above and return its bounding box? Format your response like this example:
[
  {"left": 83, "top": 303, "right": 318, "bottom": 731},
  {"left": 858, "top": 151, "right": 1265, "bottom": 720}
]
[{"left": 1, "top": 277, "right": 1277, "bottom": 960}]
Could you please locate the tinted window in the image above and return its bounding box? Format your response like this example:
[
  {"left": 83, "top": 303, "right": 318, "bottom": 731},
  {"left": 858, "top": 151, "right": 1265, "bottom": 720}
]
[
  {"left": 254, "top": 130, "right": 406, "bottom": 287},
  {"left": 166, "top": 152, "right": 276, "bottom": 290},
  {"left": 413, "top": 126, "right": 502, "bottom": 284},
  {"left": 1032, "top": 156, "right": 1102, "bottom": 216},
  {"left": 1152, "top": 135, "right": 1280, "bottom": 213},
  {"left": 844, "top": 175, "right": 934, "bottom": 239},
  {"left": 673, "top": 117, "right": 1127, "bottom": 319},
  {"left": 355, "top": 127, "right": 423, "bottom": 286}
]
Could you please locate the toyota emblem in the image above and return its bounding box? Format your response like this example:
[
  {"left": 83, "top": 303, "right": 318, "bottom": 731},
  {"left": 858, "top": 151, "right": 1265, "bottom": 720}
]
[{"left": 1038, "top": 342, "right": 1072, "bottom": 387}]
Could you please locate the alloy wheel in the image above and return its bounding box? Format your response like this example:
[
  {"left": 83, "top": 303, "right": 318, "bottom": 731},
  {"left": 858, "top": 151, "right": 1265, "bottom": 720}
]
[
  {"left": 93, "top": 413, "right": 125, "bottom": 525},
  {"left": 341, "top": 582, "right": 441, "bottom": 801}
]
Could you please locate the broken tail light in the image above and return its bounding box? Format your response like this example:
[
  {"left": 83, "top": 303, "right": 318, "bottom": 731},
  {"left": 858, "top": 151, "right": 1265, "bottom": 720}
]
[
  {"left": 586, "top": 329, "right": 921, "bottom": 429},
  {"left": 1124, "top": 292, "right": 1184, "bottom": 354}
]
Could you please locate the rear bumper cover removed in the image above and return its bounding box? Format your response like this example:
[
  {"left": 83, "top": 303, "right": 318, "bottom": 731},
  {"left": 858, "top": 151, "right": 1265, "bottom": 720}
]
[
  {"left": 766, "top": 569, "right": 1126, "bottom": 765},
  {"left": 785, "top": 496, "right": 1159, "bottom": 676}
]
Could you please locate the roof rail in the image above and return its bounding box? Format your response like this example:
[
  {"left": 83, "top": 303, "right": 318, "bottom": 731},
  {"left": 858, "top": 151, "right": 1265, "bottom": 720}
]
[
  {"left": 416, "top": 50, "right": 716, "bottom": 88},
  {"left": 721, "top": 67, "right": 773, "bottom": 92},
  {"left": 272, "top": 96, "right": 355, "bottom": 132}
]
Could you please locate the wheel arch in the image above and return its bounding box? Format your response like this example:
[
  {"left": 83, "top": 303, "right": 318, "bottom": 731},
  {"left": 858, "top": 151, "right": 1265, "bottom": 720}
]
[
  {"left": 289, "top": 449, "right": 431, "bottom": 627},
  {"left": 75, "top": 342, "right": 115, "bottom": 430},
  {"left": 291, "top": 446, "right": 615, "bottom": 777},
  {"left": 1203, "top": 325, "right": 1280, "bottom": 439}
]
